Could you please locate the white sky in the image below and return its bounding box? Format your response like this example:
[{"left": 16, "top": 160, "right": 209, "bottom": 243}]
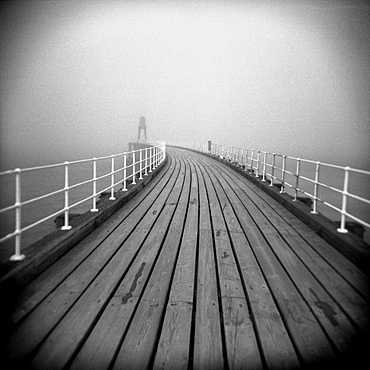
[{"left": 1, "top": 0, "right": 369, "bottom": 169}]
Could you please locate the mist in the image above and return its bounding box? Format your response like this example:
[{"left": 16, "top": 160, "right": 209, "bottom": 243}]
[{"left": 1, "top": 0, "right": 369, "bottom": 170}]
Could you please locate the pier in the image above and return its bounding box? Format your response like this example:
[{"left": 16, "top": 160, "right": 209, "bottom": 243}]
[{"left": 1, "top": 146, "right": 369, "bottom": 369}]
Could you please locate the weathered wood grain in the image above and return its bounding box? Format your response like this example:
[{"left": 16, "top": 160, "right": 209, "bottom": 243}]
[
  {"left": 202, "top": 164, "right": 263, "bottom": 370},
  {"left": 153, "top": 160, "right": 198, "bottom": 370},
  {"left": 112, "top": 159, "right": 190, "bottom": 369},
  {"left": 4, "top": 146, "right": 368, "bottom": 370},
  {"left": 193, "top": 166, "right": 224, "bottom": 370}
]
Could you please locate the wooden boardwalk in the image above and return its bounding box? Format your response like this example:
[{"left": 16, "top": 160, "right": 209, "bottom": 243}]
[{"left": 3, "top": 146, "right": 369, "bottom": 370}]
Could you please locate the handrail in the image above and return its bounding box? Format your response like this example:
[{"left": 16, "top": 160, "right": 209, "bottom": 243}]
[
  {"left": 0, "top": 142, "right": 166, "bottom": 261},
  {"left": 172, "top": 141, "right": 370, "bottom": 240}
]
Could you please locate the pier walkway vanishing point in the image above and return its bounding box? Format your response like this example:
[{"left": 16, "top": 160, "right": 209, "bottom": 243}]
[{"left": 3, "top": 146, "right": 369, "bottom": 370}]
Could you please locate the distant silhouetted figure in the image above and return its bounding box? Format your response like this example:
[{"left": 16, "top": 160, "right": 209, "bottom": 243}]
[{"left": 137, "top": 116, "right": 147, "bottom": 142}]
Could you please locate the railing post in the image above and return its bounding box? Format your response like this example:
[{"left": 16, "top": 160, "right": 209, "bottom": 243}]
[
  {"left": 139, "top": 149, "right": 143, "bottom": 180},
  {"left": 10, "top": 168, "right": 25, "bottom": 261},
  {"left": 337, "top": 167, "right": 349, "bottom": 233},
  {"left": 280, "top": 155, "right": 286, "bottom": 193},
  {"left": 149, "top": 147, "right": 153, "bottom": 173},
  {"left": 144, "top": 148, "right": 148, "bottom": 176},
  {"left": 262, "top": 151, "right": 267, "bottom": 182},
  {"left": 245, "top": 148, "right": 248, "bottom": 170},
  {"left": 153, "top": 147, "right": 157, "bottom": 168},
  {"left": 132, "top": 150, "right": 136, "bottom": 184},
  {"left": 270, "top": 153, "right": 276, "bottom": 186},
  {"left": 61, "top": 161, "right": 72, "bottom": 230},
  {"left": 255, "top": 150, "right": 260, "bottom": 177},
  {"left": 311, "top": 161, "right": 320, "bottom": 214},
  {"left": 250, "top": 149, "right": 254, "bottom": 171},
  {"left": 123, "top": 153, "right": 127, "bottom": 191},
  {"left": 91, "top": 158, "right": 98, "bottom": 212},
  {"left": 109, "top": 155, "right": 116, "bottom": 200},
  {"left": 293, "top": 158, "right": 301, "bottom": 201}
]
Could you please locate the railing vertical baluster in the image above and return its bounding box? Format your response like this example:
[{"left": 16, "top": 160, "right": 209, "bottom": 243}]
[
  {"left": 270, "top": 153, "right": 276, "bottom": 186},
  {"left": 61, "top": 162, "right": 72, "bottom": 230},
  {"left": 337, "top": 167, "right": 349, "bottom": 233},
  {"left": 109, "top": 155, "right": 116, "bottom": 200},
  {"left": 123, "top": 153, "right": 127, "bottom": 191},
  {"left": 10, "top": 169, "right": 25, "bottom": 261},
  {"left": 144, "top": 148, "right": 148, "bottom": 176},
  {"left": 139, "top": 149, "right": 143, "bottom": 180},
  {"left": 262, "top": 151, "right": 267, "bottom": 181},
  {"left": 132, "top": 150, "right": 136, "bottom": 184},
  {"left": 255, "top": 150, "right": 260, "bottom": 177},
  {"left": 91, "top": 158, "right": 98, "bottom": 212},
  {"left": 311, "top": 161, "right": 320, "bottom": 214},
  {"left": 250, "top": 149, "right": 254, "bottom": 171},
  {"left": 293, "top": 158, "right": 301, "bottom": 201},
  {"left": 149, "top": 147, "right": 153, "bottom": 173},
  {"left": 280, "top": 155, "right": 286, "bottom": 193}
]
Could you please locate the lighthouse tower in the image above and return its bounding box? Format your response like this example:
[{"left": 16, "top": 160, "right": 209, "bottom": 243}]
[{"left": 137, "top": 116, "right": 147, "bottom": 143}]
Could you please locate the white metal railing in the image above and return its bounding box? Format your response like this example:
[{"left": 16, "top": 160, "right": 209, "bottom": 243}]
[
  {"left": 0, "top": 142, "right": 166, "bottom": 261},
  {"left": 175, "top": 141, "right": 370, "bottom": 239}
]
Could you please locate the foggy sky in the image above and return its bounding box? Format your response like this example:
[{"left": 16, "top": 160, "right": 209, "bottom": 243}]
[{"left": 1, "top": 0, "right": 369, "bottom": 170}]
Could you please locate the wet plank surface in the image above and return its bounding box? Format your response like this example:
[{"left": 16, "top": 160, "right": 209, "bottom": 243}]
[{"left": 3, "top": 146, "right": 369, "bottom": 370}]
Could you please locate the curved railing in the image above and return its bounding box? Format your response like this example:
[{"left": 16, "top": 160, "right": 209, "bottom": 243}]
[
  {"left": 173, "top": 141, "right": 370, "bottom": 240},
  {"left": 0, "top": 142, "right": 166, "bottom": 261}
]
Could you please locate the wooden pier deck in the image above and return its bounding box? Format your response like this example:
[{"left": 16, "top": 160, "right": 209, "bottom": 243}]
[{"left": 2, "top": 146, "right": 369, "bottom": 370}]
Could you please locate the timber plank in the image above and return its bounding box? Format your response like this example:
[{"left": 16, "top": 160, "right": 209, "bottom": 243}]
[
  {"left": 28, "top": 156, "right": 183, "bottom": 369},
  {"left": 205, "top": 155, "right": 369, "bottom": 331},
  {"left": 70, "top": 156, "right": 188, "bottom": 370},
  {"left": 244, "top": 194, "right": 368, "bottom": 330},
  {"left": 5, "top": 147, "right": 369, "bottom": 370},
  {"left": 213, "top": 163, "right": 352, "bottom": 353},
  {"left": 194, "top": 158, "right": 336, "bottom": 364},
  {"left": 235, "top": 190, "right": 358, "bottom": 353},
  {"left": 153, "top": 160, "right": 198, "bottom": 370},
  {"left": 193, "top": 163, "right": 224, "bottom": 370},
  {"left": 209, "top": 156, "right": 369, "bottom": 299},
  {"left": 211, "top": 163, "right": 360, "bottom": 355},
  {"left": 203, "top": 161, "right": 301, "bottom": 369},
  {"left": 202, "top": 164, "right": 263, "bottom": 370},
  {"left": 112, "top": 160, "right": 190, "bottom": 369},
  {"left": 231, "top": 202, "right": 336, "bottom": 364},
  {"left": 70, "top": 203, "right": 178, "bottom": 370},
  {"left": 5, "top": 155, "right": 181, "bottom": 367},
  {"left": 8, "top": 154, "right": 173, "bottom": 326}
]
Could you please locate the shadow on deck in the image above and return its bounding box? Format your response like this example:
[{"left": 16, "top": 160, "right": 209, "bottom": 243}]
[{"left": 1, "top": 146, "right": 369, "bottom": 370}]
